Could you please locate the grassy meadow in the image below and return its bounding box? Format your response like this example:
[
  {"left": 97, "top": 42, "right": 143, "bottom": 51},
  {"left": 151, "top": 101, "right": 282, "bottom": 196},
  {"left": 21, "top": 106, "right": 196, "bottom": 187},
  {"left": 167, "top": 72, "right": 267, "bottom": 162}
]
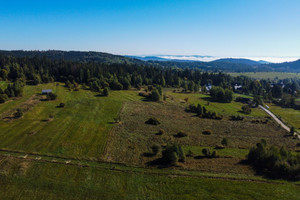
[
  {"left": 1, "top": 83, "right": 300, "bottom": 199},
  {"left": 104, "top": 93, "right": 296, "bottom": 171},
  {"left": 266, "top": 103, "right": 300, "bottom": 131},
  {"left": 164, "top": 90, "right": 266, "bottom": 117},
  {"left": 0, "top": 83, "right": 141, "bottom": 159},
  {"left": 1, "top": 155, "right": 300, "bottom": 200},
  {"left": 228, "top": 72, "right": 300, "bottom": 80}
]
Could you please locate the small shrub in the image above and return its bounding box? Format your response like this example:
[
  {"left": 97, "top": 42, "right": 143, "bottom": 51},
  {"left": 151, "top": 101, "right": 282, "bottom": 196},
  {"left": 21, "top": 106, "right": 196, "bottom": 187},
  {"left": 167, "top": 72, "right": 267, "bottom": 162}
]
[
  {"left": 150, "top": 89, "right": 161, "bottom": 101},
  {"left": 290, "top": 126, "right": 295, "bottom": 135},
  {"left": 186, "top": 150, "right": 194, "bottom": 157},
  {"left": 103, "top": 87, "right": 109, "bottom": 96},
  {"left": 14, "top": 108, "right": 23, "bottom": 118},
  {"left": 47, "top": 92, "right": 57, "bottom": 100},
  {"left": 202, "top": 130, "right": 212, "bottom": 135},
  {"left": 59, "top": 103, "right": 65, "bottom": 107},
  {"left": 138, "top": 92, "right": 149, "bottom": 97},
  {"left": 202, "top": 148, "right": 218, "bottom": 158},
  {"left": 151, "top": 144, "right": 161, "bottom": 155},
  {"left": 175, "top": 131, "right": 187, "bottom": 138},
  {"left": 157, "top": 129, "right": 165, "bottom": 135},
  {"left": 161, "top": 143, "right": 185, "bottom": 165},
  {"left": 242, "top": 105, "right": 251, "bottom": 114},
  {"left": 145, "top": 117, "right": 160, "bottom": 125},
  {"left": 113, "top": 116, "right": 121, "bottom": 123},
  {"left": 211, "top": 151, "right": 218, "bottom": 158},
  {"left": 163, "top": 94, "right": 167, "bottom": 101},
  {"left": 0, "top": 94, "right": 8, "bottom": 104},
  {"left": 221, "top": 138, "right": 228, "bottom": 147},
  {"left": 231, "top": 115, "right": 244, "bottom": 121},
  {"left": 202, "top": 148, "right": 211, "bottom": 157}
]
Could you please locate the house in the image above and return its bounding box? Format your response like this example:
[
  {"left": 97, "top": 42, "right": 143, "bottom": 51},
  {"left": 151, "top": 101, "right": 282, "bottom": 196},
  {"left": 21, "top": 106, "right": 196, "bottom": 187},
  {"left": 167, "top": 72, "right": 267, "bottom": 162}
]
[
  {"left": 234, "top": 84, "right": 242, "bottom": 90},
  {"left": 42, "top": 89, "right": 52, "bottom": 94},
  {"left": 205, "top": 83, "right": 212, "bottom": 91}
]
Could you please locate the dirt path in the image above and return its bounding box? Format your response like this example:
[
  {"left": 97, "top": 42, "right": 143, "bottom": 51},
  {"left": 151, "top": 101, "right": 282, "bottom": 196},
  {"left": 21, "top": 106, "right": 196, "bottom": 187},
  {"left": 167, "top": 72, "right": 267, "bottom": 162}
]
[{"left": 259, "top": 105, "right": 291, "bottom": 132}]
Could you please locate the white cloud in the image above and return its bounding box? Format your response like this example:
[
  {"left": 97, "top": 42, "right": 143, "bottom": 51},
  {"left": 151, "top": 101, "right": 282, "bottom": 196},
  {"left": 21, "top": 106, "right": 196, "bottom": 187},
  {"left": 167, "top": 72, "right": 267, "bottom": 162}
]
[{"left": 156, "top": 55, "right": 299, "bottom": 63}]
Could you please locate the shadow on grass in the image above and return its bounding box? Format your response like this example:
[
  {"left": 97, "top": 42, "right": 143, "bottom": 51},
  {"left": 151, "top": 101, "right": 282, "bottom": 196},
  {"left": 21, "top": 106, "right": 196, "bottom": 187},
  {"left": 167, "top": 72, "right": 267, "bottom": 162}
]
[
  {"left": 193, "top": 155, "right": 206, "bottom": 159},
  {"left": 146, "top": 158, "right": 173, "bottom": 169},
  {"left": 142, "top": 152, "right": 155, "bottom": 157},
  {"left": 94, "top": 94, "right": 105, "bottom": 97}
]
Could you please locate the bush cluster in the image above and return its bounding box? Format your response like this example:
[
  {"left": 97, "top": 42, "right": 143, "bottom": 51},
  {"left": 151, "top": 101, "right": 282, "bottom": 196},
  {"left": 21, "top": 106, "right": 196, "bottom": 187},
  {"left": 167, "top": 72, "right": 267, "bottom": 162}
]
[
  {"left": 47, "top": 92, "right": 57, "bottom": 100},
  {"left": 202, "top": 148, "right": 218, "bottom": 158},
  {"left": 175, "top": 131, "right": 187, "bottom": 138},
  {"left": 209, "top": 86, "right": 233, "bottom": 103},
  {"left": 231, "top": 115, "right": 244, "bottom": 121},
  {"left": 161, "top": 143, "right": 185, "bottom": 165},
  {"left": 247, "top": 140, "right": 300, "bottom": 180},
  {"left": 186, "top": 104, "right": 223, "bottom": 120},
  {"left": 202, "top": 130, "right": 212, "bottom": 135},
  {"left": 145, "top": 117, "right": 160, "bottom": 125},
  {"left": 241, "top": 105, "right": 251, "bottom": 114}
]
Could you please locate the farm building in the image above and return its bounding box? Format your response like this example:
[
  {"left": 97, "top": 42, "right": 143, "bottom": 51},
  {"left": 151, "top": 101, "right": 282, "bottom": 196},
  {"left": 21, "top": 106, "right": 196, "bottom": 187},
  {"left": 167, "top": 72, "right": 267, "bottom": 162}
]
[{"left": 42, "top": 89, "right": 52, "bottom": 94}]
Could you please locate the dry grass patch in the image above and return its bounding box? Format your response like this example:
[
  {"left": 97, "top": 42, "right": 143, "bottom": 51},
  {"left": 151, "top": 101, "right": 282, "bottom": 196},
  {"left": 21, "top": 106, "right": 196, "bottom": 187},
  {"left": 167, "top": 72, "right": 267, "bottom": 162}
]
[{"left": 104, "top": 100, "right": 297, "bottom": 174}]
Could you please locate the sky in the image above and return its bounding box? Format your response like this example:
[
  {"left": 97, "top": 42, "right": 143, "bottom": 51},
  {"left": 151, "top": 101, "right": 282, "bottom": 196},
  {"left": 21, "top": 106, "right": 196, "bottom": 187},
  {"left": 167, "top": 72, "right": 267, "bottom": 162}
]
[{"left": 0, "top": 0, "right": 300, "bottom": 61}]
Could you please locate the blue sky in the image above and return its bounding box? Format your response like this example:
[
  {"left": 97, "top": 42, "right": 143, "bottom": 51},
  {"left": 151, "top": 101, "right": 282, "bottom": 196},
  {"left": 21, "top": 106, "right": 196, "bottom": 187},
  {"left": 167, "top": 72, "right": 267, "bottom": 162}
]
[{"left": 0, "top": 0, "right": 299, "bottom": 57}]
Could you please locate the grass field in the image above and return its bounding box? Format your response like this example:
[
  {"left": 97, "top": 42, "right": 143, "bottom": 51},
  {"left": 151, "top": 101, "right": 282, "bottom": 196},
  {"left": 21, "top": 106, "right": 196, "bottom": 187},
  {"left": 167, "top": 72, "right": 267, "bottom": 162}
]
[
  {"left": 182, "top": 145, "right": 249, "bottom": 158},
  {"left": 104, "top": 97, "right": 296, "bottom": 172},
  {"left": 164, "top": 90, "right": 266, "bottom": 117},
  {"left": 1, "top": 155, "right": 300, "bottom": 200},
  {"left": 0, "top": 83, "right": 141, "bottom": 159},
  {"left": 228, "top": 72, "right": 300, "bottom": 80},
  {"left": 267, "top": 103, "right": 300, "bottom": 131},
  {"left": 1, "top": 84, "right": 299, "bottom": 199}
]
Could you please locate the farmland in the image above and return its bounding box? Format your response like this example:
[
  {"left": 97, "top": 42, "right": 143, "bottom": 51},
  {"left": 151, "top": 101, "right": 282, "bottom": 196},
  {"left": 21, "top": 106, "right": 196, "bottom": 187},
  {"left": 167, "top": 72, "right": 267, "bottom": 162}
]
[
  {"left": 1, "top": 83, "right": 300, "bottom": 199},
  {"left": 267, "top": 103, "right": 300, "bottom": 132},
  {"left": 0, "top": 83, "right": 141, "bottom": 159},
  {"left": 228, "top": 72, "right": 300, "bottom": 80},
  {"left": 1, "top": 155, "right": 300, "bottom": 200}
]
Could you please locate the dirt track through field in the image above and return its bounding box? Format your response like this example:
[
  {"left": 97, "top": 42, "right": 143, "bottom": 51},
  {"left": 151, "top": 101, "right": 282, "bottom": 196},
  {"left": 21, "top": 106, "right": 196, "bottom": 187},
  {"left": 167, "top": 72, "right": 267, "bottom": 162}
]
[{"left": 259, "top": 105, "right": 291, "bottom": 132}]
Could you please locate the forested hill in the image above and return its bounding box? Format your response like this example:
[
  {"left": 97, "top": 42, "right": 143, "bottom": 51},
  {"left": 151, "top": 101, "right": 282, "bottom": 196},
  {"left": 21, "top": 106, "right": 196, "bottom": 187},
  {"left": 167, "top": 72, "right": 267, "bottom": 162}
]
[
  {"left": 0, "top": 50, "right": 299, "bottom": 72},
  {"left": 213, "top": 58, "right": 264, "bottom": 66},
  {"left": 267, "top": 59, "right": 300, "bottom": 72},
  {"left": 0, "top": 50, "right": 146, "bottom": 65}
]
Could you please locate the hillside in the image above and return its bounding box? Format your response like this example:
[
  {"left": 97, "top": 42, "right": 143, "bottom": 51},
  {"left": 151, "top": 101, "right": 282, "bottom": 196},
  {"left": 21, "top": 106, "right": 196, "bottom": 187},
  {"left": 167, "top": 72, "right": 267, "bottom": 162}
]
[
  {"left": 1, "top": 83, "right": 300, "bottom": 199},
  {"left": 1, "top": 50, "right": 300, "bottom": 72},
  {"left": 0, "top": 50, "right": 145, "bottom": 65},
  {"left": 213, "top": 58, "right": 264, "bottom": 66}
]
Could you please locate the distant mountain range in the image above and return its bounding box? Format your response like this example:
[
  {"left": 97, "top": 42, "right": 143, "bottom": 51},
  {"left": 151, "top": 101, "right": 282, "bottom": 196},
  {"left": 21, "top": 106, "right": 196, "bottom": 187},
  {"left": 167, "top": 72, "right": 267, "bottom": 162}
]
[
  {"left": 0, "top": 50, "right": 300, "bottom": 73},
  {"left": 128, "top": 55, "right": 273, "bottom": 64},
  {"left": 213, "top": 58, "right": 271, "bottom": 65}
]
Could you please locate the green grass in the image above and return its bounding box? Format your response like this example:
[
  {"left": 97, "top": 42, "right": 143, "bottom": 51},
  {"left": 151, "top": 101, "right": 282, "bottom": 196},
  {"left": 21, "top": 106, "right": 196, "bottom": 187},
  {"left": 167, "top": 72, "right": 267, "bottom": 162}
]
[
  {"left": 166, "top": 91, "right": 266, "bottom": 117},
  {"left": 228, "top": 72, "right": 300, "bottom": 80},
  {"left": 267, "top": 103, "right": 300, "bottom": 131},
  {"left": 0, "top": 83, "right": 141, "bottom": 159},
  {"left": 183, "top": 145, "right": 249, "bottom": 158},
  {"left": 1, "top": 84, "right": 299, "bottom": 199},
  {"left": 0, "top": 156, "right": 299, "bottom": 200}
]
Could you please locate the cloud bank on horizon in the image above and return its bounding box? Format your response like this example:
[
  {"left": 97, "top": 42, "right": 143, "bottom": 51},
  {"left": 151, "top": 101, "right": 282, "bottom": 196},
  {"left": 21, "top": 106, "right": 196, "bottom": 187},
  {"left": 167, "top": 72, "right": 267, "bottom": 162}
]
[{"left": 149, "top": 55, "right": 300, "bottom": 63}]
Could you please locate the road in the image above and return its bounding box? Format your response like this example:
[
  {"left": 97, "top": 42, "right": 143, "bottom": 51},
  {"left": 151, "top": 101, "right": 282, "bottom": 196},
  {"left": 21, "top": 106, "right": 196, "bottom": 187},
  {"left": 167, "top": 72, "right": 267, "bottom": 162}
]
[{"left": 259, "top": 105, "right": 291, "bottom": 132}]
